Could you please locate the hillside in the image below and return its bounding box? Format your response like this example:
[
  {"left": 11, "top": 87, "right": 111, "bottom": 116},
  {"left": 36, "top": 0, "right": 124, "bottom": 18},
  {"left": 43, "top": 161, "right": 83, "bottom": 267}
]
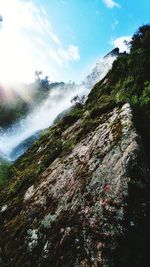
[
  {"left": 0, "top": 25, "right": 150, "bottom": 267},
  {"left": 0, "top": 51, "right": 115, "bottom": 162}
]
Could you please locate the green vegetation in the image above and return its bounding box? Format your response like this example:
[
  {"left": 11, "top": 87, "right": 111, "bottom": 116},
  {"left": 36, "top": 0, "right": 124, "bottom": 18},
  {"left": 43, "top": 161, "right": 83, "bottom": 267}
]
[
  {"left": 0, "top": 97, "right": 85, "bottom": 197},
  {"left": 1, "top": 24, "right": 150, "bottom": 200},
  {"left": 7, "top": 137, "right": 75, "bottom": 196},
  {"left": 87, "top": 24, "right": 150, "bottom": 109},
  {"left": 0, "top": 77, "right": 64, "bottom": 128},
  {"left": 0, "top": 159, "right": 11, "bottom": 187},
  {"left": 76, "top": 116, "right": 99, "bottom": 141},
  {"left": 0, "top": 101, "right": 29, "bottom": 128},
  {"left": 1, "top": 25, "right": 150, "bottom": 267},
  {"left": 57, "top": 105, "right": 84, "bottom": 130},
  {"left": 85, "top": 25, "right": 150, "bottom": 175}
]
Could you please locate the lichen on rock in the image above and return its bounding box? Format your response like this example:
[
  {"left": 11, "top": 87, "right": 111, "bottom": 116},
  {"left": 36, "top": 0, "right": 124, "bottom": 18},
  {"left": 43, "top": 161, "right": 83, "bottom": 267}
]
[{"left": 1, "top": 102, "right": 150, "bottom": 267}]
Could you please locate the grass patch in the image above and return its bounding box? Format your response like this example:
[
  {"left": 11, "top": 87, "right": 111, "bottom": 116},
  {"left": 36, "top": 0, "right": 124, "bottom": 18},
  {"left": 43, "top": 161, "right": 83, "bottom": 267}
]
[{"left": 0, "top": 159, "right": 11, "bottom": 187}]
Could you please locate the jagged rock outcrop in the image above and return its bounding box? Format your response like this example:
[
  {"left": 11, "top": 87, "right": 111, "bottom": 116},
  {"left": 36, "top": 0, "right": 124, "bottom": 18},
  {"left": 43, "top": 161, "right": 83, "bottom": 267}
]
[
  {"left": 1, "top": 103, "right": 150, "bottom": 267},
  {"left": 1, "top": 25, "right": 150, "bottom": 267}
]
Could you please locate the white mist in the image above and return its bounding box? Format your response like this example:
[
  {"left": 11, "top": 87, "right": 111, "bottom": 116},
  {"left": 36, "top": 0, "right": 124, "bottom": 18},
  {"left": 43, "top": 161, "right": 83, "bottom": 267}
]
[{"left": 0, "top": 54, "right": 116, "bottom": 161}]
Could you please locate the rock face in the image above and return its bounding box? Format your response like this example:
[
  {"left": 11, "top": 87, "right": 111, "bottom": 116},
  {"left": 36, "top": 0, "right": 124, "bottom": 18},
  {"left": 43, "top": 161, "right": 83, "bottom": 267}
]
[{"left": 1, "top": 103, "right": 150, "bottom": 266}]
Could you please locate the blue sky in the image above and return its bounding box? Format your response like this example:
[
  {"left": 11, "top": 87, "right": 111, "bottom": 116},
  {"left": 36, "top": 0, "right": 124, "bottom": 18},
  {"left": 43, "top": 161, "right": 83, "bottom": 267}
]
[{"left": 0, "top": 0, "right": 150, "bottom": 83}]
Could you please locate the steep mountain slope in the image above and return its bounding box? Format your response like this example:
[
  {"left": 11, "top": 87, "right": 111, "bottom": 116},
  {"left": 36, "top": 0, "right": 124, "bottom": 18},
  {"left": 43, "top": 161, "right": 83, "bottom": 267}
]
[
  {"left": 0, "top": 25, "right": 150, "bottom": 267},
  {"left": 0, "top": 52, "right": 115, "bottom": 161}
]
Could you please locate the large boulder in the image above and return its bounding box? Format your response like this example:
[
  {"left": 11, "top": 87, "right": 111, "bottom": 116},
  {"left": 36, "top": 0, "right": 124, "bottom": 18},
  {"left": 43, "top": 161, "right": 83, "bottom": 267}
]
[{"left": 0, "top": 103, "right": 150, "bottom": 266}]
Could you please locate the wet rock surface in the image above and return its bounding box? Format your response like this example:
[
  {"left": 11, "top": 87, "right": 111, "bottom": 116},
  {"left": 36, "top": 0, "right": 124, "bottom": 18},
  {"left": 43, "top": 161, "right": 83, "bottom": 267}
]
[{"left": 0, "top": 104, "right": 150, "bottom": 267}]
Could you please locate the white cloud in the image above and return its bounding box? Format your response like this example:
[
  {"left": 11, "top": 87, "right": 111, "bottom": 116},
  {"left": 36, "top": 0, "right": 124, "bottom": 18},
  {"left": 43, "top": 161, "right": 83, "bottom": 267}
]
[
  {"left": 0, "top": 0, "right": 80, "bottom": 83},
  {"left": 111, "top": 36, "right": 132, "bottom": 52},
  {"left": 102, "top": 0, "right": 120, "bottom": 9}
]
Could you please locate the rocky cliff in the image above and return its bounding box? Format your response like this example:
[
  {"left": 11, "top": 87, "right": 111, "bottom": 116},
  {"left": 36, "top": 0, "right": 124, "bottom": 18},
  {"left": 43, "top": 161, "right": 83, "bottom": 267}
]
[
  {"left": 0, "top": 25, "right": 150, "bottom": 267},
  {"left": 1, "top": 102, "right": 150, "bottom": 267}
]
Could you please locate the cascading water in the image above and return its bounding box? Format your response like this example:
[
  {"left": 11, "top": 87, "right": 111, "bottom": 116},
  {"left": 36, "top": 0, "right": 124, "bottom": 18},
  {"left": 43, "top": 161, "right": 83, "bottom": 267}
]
[
  {"left": 0, "top": 54, "right": 117, "bottom": 161},
  {"left": 84, "top": 54, "right": 117, "bottom": 89},
  {"left": 0, "top": 84, "right": 87, "bottom": 161}
]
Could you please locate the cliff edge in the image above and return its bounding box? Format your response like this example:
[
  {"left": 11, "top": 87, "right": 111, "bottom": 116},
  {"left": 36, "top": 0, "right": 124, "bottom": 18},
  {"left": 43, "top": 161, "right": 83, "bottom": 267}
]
[{"left": 0, "top": 25, "right": 150, "bottom": 267}]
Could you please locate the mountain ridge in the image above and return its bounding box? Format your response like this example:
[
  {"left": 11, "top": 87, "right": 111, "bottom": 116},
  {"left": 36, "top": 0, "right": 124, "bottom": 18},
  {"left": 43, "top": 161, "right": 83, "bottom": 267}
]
[{"left": 0, "top": 25, "right": 150, "bottom": 266}]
